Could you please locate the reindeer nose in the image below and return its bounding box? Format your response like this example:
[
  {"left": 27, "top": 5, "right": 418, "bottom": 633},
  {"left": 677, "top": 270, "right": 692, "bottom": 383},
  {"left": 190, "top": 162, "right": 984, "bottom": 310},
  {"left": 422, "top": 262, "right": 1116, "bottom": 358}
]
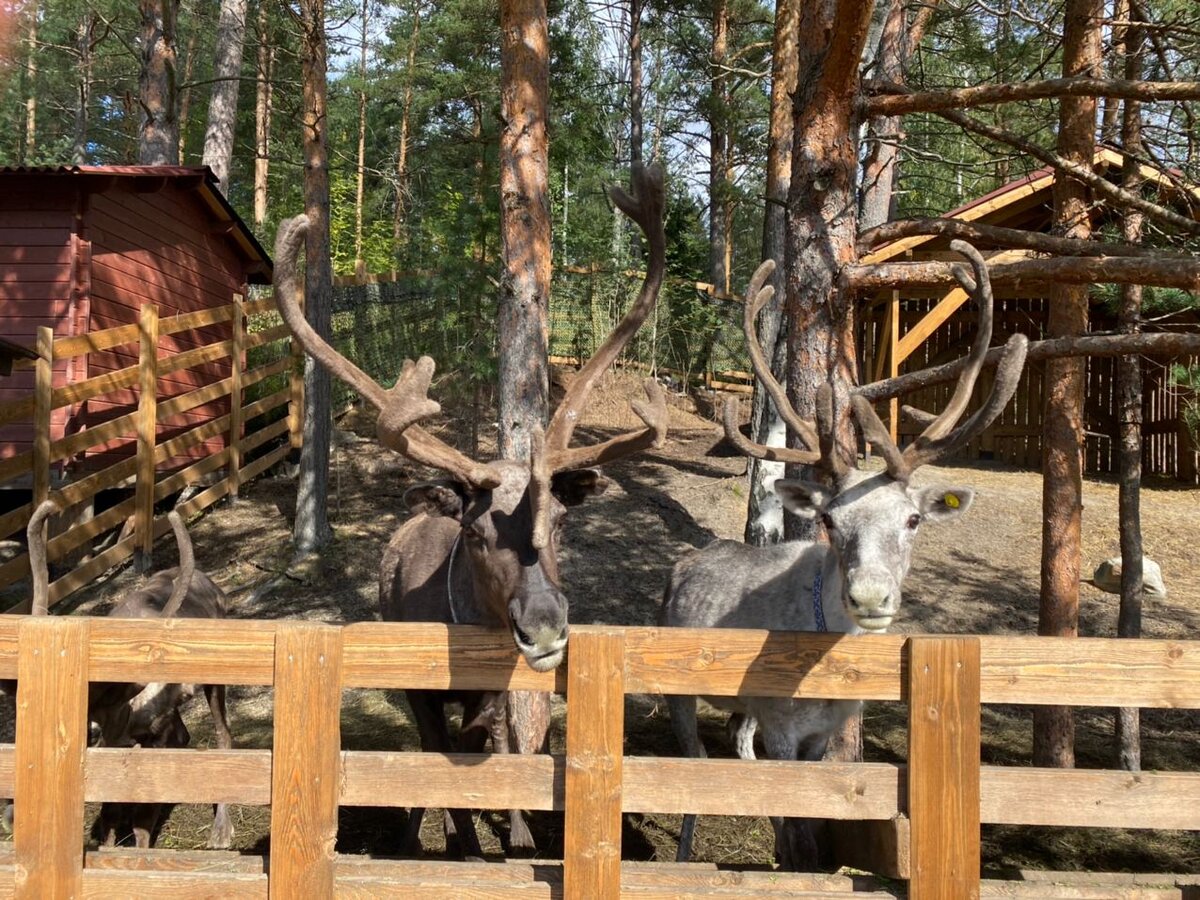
[{"left": 846, "top": 572, "right": 898, "bottom": 619}]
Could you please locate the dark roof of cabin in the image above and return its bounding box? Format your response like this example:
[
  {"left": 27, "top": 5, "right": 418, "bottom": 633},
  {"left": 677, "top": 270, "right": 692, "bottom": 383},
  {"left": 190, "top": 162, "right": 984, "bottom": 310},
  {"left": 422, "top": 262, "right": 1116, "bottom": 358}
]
[{"left": 0, "top": 164, "right": 272, "bottom": 284}]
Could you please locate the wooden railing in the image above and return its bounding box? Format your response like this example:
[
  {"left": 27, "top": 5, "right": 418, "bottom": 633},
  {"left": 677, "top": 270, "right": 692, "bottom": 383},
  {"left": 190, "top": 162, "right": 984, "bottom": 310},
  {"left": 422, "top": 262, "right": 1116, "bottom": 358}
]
[
  {"left": 0, "top": 295, "right": 299, "bottom": 607},
  {"left": 0, "top": 617, "right": 1196, "bottom": 898}
]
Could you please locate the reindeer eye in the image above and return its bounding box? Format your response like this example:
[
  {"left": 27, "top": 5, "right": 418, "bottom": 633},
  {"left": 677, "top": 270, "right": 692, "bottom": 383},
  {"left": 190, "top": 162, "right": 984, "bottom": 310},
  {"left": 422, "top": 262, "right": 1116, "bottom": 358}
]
[
  {"left": 820, "top": 513, "right": 835, "bottom": 531},
  {"left": 906, "top": 514, "right": 921, "bottom": 530}
]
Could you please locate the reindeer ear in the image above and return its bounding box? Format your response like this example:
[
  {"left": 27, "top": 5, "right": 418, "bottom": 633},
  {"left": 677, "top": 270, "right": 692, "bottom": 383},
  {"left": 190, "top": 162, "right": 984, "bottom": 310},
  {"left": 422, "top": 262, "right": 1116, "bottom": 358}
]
[
  {"left": 551, "top": 469, "right": 610, "bottom": 506},
  {"left": 403, "top": 481, "right": 468, "bottom": 519},
  {"left": 912, "top": 485, "right": 975, "bottom": 522},
  {"left": 773, "top": 479, "right": 834, "bottom": 518}
]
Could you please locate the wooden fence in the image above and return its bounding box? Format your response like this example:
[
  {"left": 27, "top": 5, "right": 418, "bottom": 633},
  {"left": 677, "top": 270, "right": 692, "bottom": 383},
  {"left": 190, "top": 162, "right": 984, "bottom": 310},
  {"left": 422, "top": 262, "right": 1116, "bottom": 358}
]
[
  {"left": 0, "top": 295, "right": 299, "bottom": 608},
  {"left": 0, "top": 616, "right": 1196, "bottom": 898}
]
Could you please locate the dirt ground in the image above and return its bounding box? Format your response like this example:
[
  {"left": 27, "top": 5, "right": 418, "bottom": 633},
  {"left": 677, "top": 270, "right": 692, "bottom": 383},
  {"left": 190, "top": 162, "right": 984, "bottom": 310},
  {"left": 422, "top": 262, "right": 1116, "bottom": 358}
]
[{"left": 28, "top": 369, "right": 1200, "bottom": 874}]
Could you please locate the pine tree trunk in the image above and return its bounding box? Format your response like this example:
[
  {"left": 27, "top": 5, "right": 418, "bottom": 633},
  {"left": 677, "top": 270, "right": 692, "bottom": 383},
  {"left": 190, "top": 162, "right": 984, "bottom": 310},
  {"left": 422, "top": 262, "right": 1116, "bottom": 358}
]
[
  {"left": 1115, "top": 17, "right": 1145, "bottom": 773},
  {"left": 393, "top": 4, "right": 419, "bottom": 255},
  {"left": 1034, "top": 0, "right": 1102, "bottom": 769},
  {"left": 744, "top": 0, "right": 798, "bottom": 549},
  {"left": 353, "top": 0, "right": 369, "bottom": 277},
  {"left": 72, "top": 16, "right": 95, "bottom": 165},
  {"left": 177, "top": 27, "right": 199, "bottom": 162},
  {"left": 859, "top": 0, "right": 903, "bottom": 231},
  {"left": 294, "top": 0, "right": 333, "bottom": 553},
  {"left": 202, "top": 0, "right": 249, "bottom": 194},
  {"left": 708, "top": 0, "right": 729, "bottom": 295},
  {"left": 139, "top": 0, "right": 180, "bottom": 165},
  {"left": 253, "top": 0, "right": 273, "bottom": 229},
  {"left": 23, "top": 0, "right": 37, "bottom": 164},
  {"left": 497, "top": 0, "right": 551, "bottom": 462}
]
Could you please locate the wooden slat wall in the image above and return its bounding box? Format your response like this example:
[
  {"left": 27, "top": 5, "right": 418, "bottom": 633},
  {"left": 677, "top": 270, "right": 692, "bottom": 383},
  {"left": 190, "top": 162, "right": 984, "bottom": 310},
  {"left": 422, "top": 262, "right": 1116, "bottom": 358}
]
[
  {"left": 0, "top": 620, "right": 1197, "bottom": 899},
  {"left": 861, "top": 299, "right": 1200, "bottom": 482},
  {"left": 0, "top": 295, "right": 298, "bottom": 605}
]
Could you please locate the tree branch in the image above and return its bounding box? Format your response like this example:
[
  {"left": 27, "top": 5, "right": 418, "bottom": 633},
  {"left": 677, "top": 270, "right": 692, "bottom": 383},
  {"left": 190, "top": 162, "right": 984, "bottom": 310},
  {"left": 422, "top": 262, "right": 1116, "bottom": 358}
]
[
  {"left": 857, "top": 332, "right": 1200, "bottom": 403},
  {"left": 935, "top": 107, "right": 1200, "bottom": 234},
  {"left": 865, "top": 77, "right": 1200, "bottom": 116},
  {"left": 844, "top": 255, "right": 1200, "bottom": 293},
  {"left": 857, "top": 216, "right": 1184, "bottom": 258}
]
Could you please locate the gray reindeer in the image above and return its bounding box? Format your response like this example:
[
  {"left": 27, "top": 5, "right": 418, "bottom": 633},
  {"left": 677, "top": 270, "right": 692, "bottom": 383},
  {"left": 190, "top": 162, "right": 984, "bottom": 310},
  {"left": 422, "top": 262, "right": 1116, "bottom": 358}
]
[
  {"left": 274, "top": 163, "right": 670, "bottom": 859},
  {"left": 660, "top": 243, "right": 1028, "bottom": 870},
  {"left": 23, "top": 500, "right": 233, "bottom": 849}
]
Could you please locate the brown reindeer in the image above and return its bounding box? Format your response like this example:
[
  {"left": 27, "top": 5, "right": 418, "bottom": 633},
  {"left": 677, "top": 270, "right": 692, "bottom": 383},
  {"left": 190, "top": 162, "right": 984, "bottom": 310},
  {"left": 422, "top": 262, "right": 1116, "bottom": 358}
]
[
  {"left": 23, "top": 500, "right": 234, "bottom": 849},
  {"left": 662, "top": 242, "right": 1028, "bottom": 869},
  {"left": 274, "top": 163, "right": 669, "bottom": 858}
]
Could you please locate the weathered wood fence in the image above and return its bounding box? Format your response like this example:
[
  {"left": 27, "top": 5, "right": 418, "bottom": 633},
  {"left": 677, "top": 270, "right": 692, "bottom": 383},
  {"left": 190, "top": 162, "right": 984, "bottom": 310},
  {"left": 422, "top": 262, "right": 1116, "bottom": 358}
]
[
  {"left": 0, "top": 616, "right": 1197, "bottom": 898},
  {"left": 0, "top": 295, "right": 299, "bottom": 607}
]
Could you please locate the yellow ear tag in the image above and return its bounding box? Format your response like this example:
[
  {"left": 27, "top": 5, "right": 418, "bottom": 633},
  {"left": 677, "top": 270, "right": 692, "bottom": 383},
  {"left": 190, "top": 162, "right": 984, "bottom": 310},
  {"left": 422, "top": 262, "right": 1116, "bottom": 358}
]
[{"left": 943, "top": 492, "right": 960, "bottom": 509}]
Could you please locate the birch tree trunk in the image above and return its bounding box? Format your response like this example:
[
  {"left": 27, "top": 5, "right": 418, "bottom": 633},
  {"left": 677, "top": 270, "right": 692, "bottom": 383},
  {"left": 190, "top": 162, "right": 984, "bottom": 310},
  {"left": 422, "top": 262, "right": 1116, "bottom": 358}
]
[
  {"left": 744, "top": 0, "right": 798, "bottom": 548},
  {"left": 202, "top": 0, "right": 249, "bottom": 194},
  {"left": 23, "top": 0, "right": 37, "bottom": 163},
  {"left": 1034, "top": 0, "right": 1102, "bottom": 769},
  {"left": 1115, "top": 17, "right": 1145, "bottom": 773},
  {"left": 138, "top": 0, "right": 180, "bottom": 165},
  {"left": 708, "top": 0, "right": 729, "bottom": 295},
  {"left": 254, "top": 0, "right": 273, "bottom": 229},
  {"left": 294, "top": 0, "right": 334, "bottom": 553},
  {"left": 353, "top": 0, "right": 369, "bottom": 277}
]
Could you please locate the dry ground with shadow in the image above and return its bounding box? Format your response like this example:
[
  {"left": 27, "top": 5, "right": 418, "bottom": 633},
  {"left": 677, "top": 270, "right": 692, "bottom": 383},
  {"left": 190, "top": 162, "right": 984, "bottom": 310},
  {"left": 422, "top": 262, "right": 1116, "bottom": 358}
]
[{"left": 11, "top": 370, "right": 1200, "bottom": 875}]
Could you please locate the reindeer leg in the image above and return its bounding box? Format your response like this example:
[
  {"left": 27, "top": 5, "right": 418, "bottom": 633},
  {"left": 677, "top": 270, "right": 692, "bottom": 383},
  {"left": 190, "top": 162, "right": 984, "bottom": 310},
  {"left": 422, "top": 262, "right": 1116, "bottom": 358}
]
[
  {"left": 406, "top": 690, "right": 478, "bottom": 858},
  {"left": 666, "top": 694, "right": 707, "bottom": 862},
  {"left": 497, "top": 691, "right": 540, "bottom": 853},
  {"left": 449, "top": 694, "right": 497, "bottom": 861},
  {"left": 204, "top": 684, "right": 234, "bottom": 849},
  {"left": 763, "top": 725, "right": 825, "bottom": 872}
]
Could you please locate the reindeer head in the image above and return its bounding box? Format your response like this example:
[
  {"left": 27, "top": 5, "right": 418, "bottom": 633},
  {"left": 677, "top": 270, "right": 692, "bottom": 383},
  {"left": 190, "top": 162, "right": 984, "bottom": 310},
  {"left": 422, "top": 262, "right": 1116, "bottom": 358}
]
[
  {"left": 275, "top": 164, "right": 669, "bottom": 671},
  {"left": 727, "top": 243, "right": 1028, "bottom": 632}
]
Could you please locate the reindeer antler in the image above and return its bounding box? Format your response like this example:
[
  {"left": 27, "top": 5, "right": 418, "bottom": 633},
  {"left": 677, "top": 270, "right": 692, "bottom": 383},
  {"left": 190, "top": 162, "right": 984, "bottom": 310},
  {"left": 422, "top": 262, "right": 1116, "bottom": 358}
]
[
  {"left": 851, "top": 239, "right": 1029, "bottom": 480},
  {"left": 27, "top": 500, "right": 58, "bottom": 616},
  {"left": 722, "top": 261, "right": 850, "bottom": 478},
  {"left": 274, "top": 216, "right": 501, "bottom": 490},
  {"left": 529, "top": 163, "right": 672, "bottom": 549},
  {"left": 162, "top": 510, "right": 195, "bottom": 618}
]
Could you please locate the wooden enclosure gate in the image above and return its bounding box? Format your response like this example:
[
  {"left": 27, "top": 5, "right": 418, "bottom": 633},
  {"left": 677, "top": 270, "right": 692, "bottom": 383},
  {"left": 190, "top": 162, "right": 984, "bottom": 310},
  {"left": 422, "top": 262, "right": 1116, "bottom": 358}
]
[
  {"left": 0, "top": 295, "right": 299, "bottom": 607},
  {"left": 0, "top": 617, "right": 1197, "bottom": 899}
]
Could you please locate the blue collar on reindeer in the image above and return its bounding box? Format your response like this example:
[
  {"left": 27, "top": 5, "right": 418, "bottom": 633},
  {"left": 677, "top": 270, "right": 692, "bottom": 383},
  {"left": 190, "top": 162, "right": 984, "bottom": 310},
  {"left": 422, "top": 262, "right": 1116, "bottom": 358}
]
[{"left": 812, "top": 570, "right": 828, "bottom": 633}]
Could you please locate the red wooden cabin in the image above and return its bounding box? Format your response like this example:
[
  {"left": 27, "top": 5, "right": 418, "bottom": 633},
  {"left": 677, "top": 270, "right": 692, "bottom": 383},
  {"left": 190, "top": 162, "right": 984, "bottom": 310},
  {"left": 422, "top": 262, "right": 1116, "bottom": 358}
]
[{"left": 0, "top": 166, "right": 272, "bottom": 480}]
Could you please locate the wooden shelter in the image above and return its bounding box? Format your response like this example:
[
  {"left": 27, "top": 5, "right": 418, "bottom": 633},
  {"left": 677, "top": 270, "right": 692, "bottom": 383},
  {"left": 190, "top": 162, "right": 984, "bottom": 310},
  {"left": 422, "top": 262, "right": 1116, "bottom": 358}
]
[
  {"left": 0, "top": 165, "right": 272, "bottom": 480},
  {"left": 861, "top": 148, "right": 1199, "bottom": 482}
]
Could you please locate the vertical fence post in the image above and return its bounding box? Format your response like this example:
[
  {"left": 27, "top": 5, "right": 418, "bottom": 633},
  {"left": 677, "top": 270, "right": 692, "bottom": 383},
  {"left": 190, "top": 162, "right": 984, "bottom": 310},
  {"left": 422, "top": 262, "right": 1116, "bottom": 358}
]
[
  {"left": 32, "top": 326, "right": 54, "bottom": 512},
  {"left": 563, "top": 627, "right": 625, "bottom": 900},
  {"left": 134, "top": 303, "right": 159, "bottom": 571},
  {"left": 270, "top": 622, "right": 343, "bottom": 899},
  {"left": 288, "top": 286, "right": 305, "bottom": 450},
  {"left": 907, "top": 636, "right": 981, "bottom": 900},
  {"left": 14, "top": 616, "right": 89, "bottom": 899},
  {"left": 227, "top": 294, "right": 245, "bottom": 502}
]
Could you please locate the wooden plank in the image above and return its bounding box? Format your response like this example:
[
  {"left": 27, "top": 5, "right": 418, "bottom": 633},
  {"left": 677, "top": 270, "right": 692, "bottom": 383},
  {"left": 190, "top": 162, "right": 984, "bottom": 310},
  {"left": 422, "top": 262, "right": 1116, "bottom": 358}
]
[
  {"left": 563, "top": 627, "right": 625, "bottom": 900},
  {"left": 243, "top": 389, "right": 290, "bottom": 421},
  {"left": 82, "top": 869, "right": 267, "bottom": 898},
  {"left": 243, "top": 295, "right": 276, "bottom": 315},
  {"left": 0, "top": 397, "right": 34, "bottom": 430},
  {"left": 623, "top": 627, "right": 906, "bottom": 701},
  {"left": 84, "top": 847, "right": 264, "bottom": 874},
  {"left": 80, "top": 617, "right": 279, "bottom": 686},
  {"left": 977, "top": 636, "right": 1200, "bottom": 708},
  {"left": 239, "top": 416, "right": 290, "bottom": 456},
  {"left": 157, "top": 339, "right": 234, "bottom": 377},
  {"left": 51, "top": 365, "right": 139, "bottom": 408},
  {"left": 0, "top": 502, "right": 31, "bottom": 542},
  {"left": 243, "top": 356, "right": 291, "bottom": 390},
  {"left": 154, "top": 448, "right": 231, "bottom": 501},
  {"left": 14, "top": 617, "right": 90, "bottom": 899},
  {"left": 47, "top": 533, "right": 138, "bottom": 606},
  {"left": 341, "top": 751, "right": 562, "bottom": 810},
  {"left": 44, "top": 495, "right": 136, "bottom": 562},
  {"left": 907, "top": 636, "right": 981, "bottom": 900},
  {"left": 159, "top": 302, "right": 238, "bottom": 336},
  {"left": 235, "top": 440, "right": 290, "bottom": 484},
  {"left": 270, "top": 623, "right": 343, "bottom": 899},
  {"left": 895, "top": 286, "right": 970, "bottom": 364},
  {"left": 83, "top": 748, "right": 272, "bottom": 805},
  {"left": 135, "top": 304, "right": 159, "bottom": 568},
  {"left": 623, "top": 757, "right": 901, "bottom": 820},
  {"left": 980, "top": 766, "right": 1200, "bottom": 829},
  {"left": 32, "top": 327, "right": 53, "bottom": 508},
  {"left": 228, "top": 294, "right": 245, "bottom": 500},
  {"left": 341, "top": 622, "right": 562, "bottom": 692},
  {"left": 49, "top": 408, "right": 138, "bottom": 462},
  {"left": 54, "top": 457, "right": 139, "bottom": 506},
  {"left": 158, "top": 374, "right": 234, "bottom": 421},
  {"left": 244, "top": 323, "right": 291, "bottom": 350},
  {"left": 48, "top": 323, "right": 141, "bottom": 362}
]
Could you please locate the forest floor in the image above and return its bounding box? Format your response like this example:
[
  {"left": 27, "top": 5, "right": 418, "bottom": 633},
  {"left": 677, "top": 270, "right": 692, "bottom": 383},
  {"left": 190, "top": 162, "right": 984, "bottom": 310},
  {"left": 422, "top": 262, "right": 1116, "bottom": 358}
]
[{"left": 33, "top": 368, "right": 1200, "bottom": 875}]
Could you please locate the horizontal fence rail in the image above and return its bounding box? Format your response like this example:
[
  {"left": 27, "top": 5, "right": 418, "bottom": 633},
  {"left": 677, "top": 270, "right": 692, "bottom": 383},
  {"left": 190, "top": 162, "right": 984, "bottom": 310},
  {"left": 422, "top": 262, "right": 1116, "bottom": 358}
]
[
  {"left": 0, "top": 294, "right": 298, "bottom": 608},
  {"left": 0, "top": 617, "right": 1197, "bottom": 899}
]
